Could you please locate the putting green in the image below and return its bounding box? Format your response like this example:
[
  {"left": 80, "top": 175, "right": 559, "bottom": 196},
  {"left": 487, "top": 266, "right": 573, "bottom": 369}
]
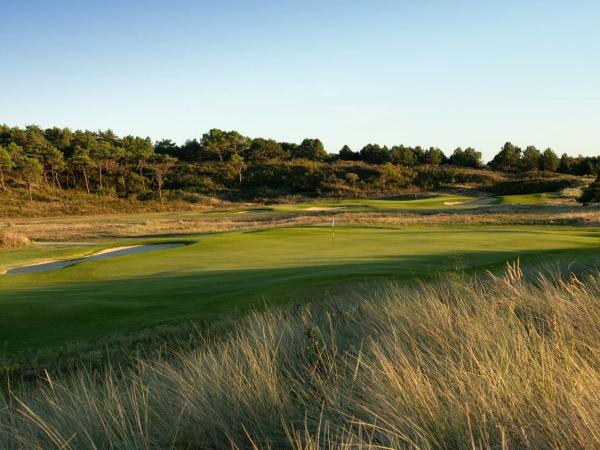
[{"left": 1, "top": 225, "right": 599, "bottom": 356}]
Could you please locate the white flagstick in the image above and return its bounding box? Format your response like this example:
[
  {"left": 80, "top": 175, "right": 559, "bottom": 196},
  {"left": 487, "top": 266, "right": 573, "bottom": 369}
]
[{"left": 332, "top": 218, "right": 335, "bottom": 249}]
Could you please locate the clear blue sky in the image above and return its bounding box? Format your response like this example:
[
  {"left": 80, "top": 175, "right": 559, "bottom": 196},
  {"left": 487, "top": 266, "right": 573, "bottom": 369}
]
[{"left": 2, "top": 0, "right": 599, "bottom": 159}]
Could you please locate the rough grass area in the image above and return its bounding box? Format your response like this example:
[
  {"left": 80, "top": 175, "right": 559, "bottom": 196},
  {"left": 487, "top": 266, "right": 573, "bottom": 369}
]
[
  {"left": 5, "top": 202, "right": 599, "bottom": 244},
  {"left": 2, "top": 264, "right": 600, "bottom": 448},
  {"left": 0, "top": 182, "right": 582, "bottom": 220},
  {"left": 0, "top": 187, "right": 219, "bottom": 218}
]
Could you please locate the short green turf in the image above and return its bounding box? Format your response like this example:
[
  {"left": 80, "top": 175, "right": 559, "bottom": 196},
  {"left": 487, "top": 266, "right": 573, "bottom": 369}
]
[{"left": 1, "top": 225, "right": 599, "bottom": 356}]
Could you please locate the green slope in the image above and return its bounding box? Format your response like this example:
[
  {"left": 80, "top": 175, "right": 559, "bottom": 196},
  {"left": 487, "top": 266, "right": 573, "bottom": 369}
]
[
  {"left": 493, "top": 193, "right": 556, "bottom": 205},
  {"left": 1, "top": 225, "right": 599, "bottom": 355}
]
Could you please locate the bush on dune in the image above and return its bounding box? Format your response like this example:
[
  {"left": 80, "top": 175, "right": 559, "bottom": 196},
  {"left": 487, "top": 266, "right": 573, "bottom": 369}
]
[
  {"left": 2, "top": 264, "right": 600, "bottom": 448},
  {"left": 490, "top": 176, "right": 575, "bottom": 195},
  {"left": 578, "top": 176, "right": 600, "bottom": 205}
]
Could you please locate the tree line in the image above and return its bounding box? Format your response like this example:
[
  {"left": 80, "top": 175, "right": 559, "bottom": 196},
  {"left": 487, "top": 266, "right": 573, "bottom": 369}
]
[
  {"left": 0, "top": 125, "right": 175, "bottom": 202},
  {"left": 157, "top": 132, "right": 599, "bottom": 175},
  {"left": 0, "top": 124, "right": 598, "bottom": 202}
]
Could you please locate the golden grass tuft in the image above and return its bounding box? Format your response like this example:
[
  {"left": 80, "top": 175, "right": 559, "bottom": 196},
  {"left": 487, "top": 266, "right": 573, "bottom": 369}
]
[
  {"left": 0, "top": 230, "right": 31, "bottom": 249},
  {"left": 2, "top": 264, "right": 600, "bottom": 448}
]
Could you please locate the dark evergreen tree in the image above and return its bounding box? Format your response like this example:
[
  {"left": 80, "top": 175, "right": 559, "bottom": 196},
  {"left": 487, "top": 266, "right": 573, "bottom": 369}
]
[
  {"left": 293, "top": 139, "right": 327, "bottom": 160},
  {"left": 449, "top": 147, "right": 482, "bottom": 168},
  {"left": 521, "top": 146, "right": 541, "bottom": 171},
  {"left": 540, "top": 148, "right": 560, "bottom": 172},
  {"left": 359, "top": 144, "right": 391, "bottom": 164},
  {"left": 338, "top": 145, "right": 357, "bottom": 161},
  {"left": 557, "top": 153, "right": 571, "bottom": 173},
  {"left": 489, "top": 142, "right": 522, "bottom": 171},
  {"left": 390, "top": 145, "right": 417, "bottom": 166},
  {"left": 247, "top": 138, "right": 286, "bottom": 161}
]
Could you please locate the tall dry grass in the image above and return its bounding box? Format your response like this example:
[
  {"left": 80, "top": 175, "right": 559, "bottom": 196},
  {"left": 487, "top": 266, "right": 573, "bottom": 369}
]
[
  {"left": 4, "top": 203, "right": 599, "bottom": 242},
  {"left": 2, "top": 264, "right": 600, "bottom": 448},
  {"left": 0, "top": 230, "right": 31, "bottom": 249}
]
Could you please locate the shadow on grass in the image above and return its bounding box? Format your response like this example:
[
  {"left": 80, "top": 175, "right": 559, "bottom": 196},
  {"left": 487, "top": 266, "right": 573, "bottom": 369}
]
[{"left": 1, "top": 246, "right": 599, "bottom": 357}]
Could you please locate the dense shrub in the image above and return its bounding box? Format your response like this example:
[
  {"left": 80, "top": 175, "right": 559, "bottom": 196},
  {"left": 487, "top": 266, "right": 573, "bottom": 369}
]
[
  {"left": 578, "top": 176, "right": 600, "bottom": 205},
  {"left": 414, "top": 166, "right": 501, "bottom": 189},
  {"left": 490, "top": 177, "right": 574, "bottom": 195}
]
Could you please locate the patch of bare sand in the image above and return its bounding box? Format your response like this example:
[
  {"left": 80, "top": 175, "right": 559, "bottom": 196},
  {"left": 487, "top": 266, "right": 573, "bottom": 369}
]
[
  {"left": 305, "top": 206, "right": 342, "bottom": 211},
  {"left": 94, "top": 245, "right": 140, "bottom": 256},
  {"left": 444, "top": 197, "right": 497, "bottom": 206}
]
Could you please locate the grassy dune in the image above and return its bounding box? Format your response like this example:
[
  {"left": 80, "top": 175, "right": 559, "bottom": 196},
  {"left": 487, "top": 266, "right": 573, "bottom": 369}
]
[
  {"left": 212, "top": 192, "right": 573, "bottom": 214},
  {"left": 2, "top": 264, "right": 600, "bottom": 448},
  {"left": 1, "top": 226, "right": 600, "bottom": 357},
  {"left": 253, "top": 194, "right": 478, "bottom": 212},
  {"left": 494, "top": 193, "right": 555, "bottom": 205},
  {"left": 0, "top": 187, "right": 219, "bottom": 219},
  {"left": 0, "top": 189, "right": 523, "bottom": 219}
]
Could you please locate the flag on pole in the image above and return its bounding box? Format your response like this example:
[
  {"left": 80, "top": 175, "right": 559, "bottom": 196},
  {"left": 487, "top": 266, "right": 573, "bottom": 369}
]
[{"left": 332, "top": 218, "right": 335, "bottom": 248}]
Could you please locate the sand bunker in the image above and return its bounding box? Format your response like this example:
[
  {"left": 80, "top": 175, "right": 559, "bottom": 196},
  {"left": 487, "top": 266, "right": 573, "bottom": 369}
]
[
  {"left": 444, "top": 197, "right": 497, "bottom": 206},
  {"left": 5, "top": 243, "right": 185, "bottom": 275},
  {"left": 305, "top": 207, "right": 342, "bottom": 211}
]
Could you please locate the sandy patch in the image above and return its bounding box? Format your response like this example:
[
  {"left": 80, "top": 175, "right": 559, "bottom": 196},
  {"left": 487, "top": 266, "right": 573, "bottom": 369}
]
[
  {"left": 444, "top": 198, "right": 497, "bottom": 206},
  {"left": 4, "top": 244, "right": 183, "bottom": 275},
  {"left": 94, "top": 245, "right": 139, "bottom": 256},
  {"left": 1, "top": 246, "right": 139, "bottom": 275},
  {"left": 443, "top": 201, "right": 467, "bottom": 206},
  {"left": 305, "top": 207, "right": 341, "bottom": 211}
]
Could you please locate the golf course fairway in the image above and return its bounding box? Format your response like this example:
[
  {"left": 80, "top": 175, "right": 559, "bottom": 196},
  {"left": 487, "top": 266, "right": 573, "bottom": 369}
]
[{"left": 1, "top": 225, "right": 599, "bottom": 356}]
